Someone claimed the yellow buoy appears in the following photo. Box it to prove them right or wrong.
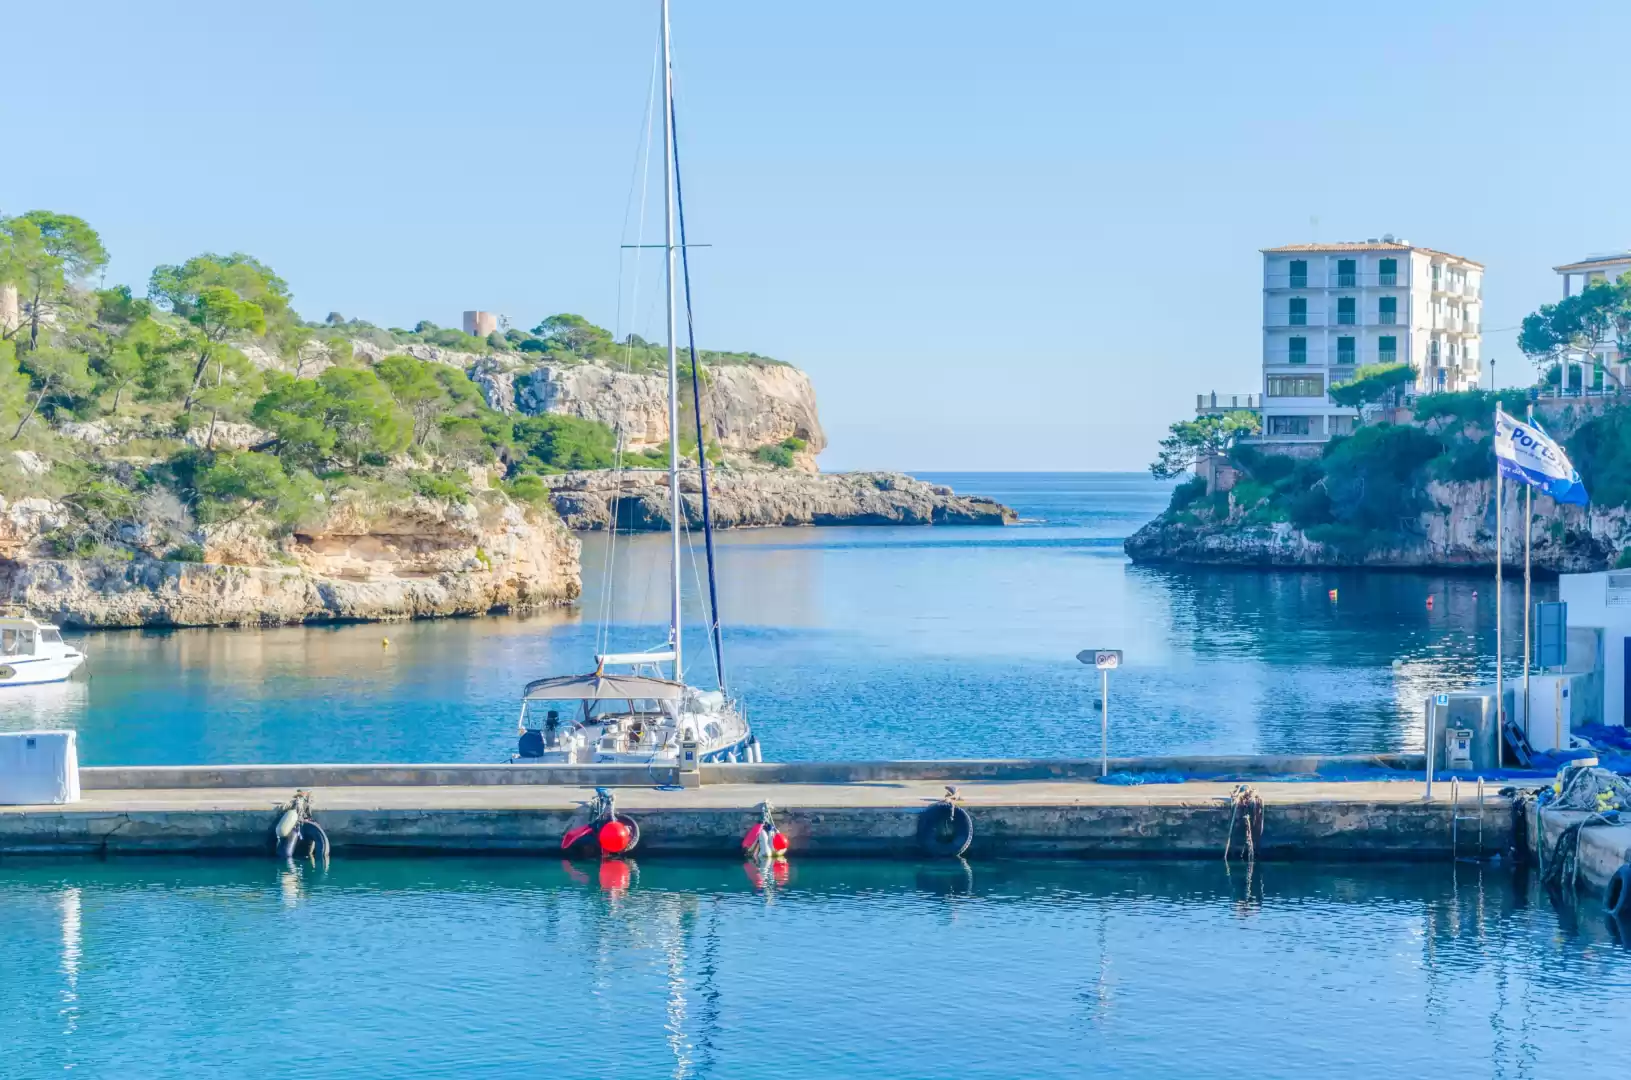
[382,637,391,648]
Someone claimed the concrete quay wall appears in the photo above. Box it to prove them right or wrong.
[78,753,1426,791]
[0,784,1509,861]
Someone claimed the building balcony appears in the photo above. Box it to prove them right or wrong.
[1264,272,1412,289]
[1196,392,1261,415]
[1264,310,1324,327]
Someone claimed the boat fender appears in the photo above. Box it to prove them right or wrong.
[298,820,330,864]
[562,824,595,851]
[918,796,974,859]
[1607,865,1631,918]
[276,828,300,861]
[275,807,300,840]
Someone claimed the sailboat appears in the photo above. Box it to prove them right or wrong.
[509,0,759,767]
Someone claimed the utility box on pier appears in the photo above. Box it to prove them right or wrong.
[1425,692,1499,773]
[0,730,80,805]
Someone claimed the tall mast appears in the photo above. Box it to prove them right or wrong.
[661,0,682,682]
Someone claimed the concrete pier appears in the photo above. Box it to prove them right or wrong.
[1528,803,1631,894]
[0,775,1509,860]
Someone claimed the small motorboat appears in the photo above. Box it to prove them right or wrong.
[0,610,86,686]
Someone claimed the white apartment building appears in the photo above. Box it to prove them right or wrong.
[1257,237,1483,442]
[1554,251,1631,387]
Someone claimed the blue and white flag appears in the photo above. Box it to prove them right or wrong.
[1494,407,1589,506]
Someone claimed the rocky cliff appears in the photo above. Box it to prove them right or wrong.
[1126,474,1623,572]
[546,469,1017,530]
[0,492,580,628]
[350,341,826,469]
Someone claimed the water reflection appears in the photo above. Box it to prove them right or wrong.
[0,475,1565,764]
[2,859,1628,1080]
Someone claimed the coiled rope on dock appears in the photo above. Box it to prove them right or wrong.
[1537,766,1631,896]
[1224,784,1264,862]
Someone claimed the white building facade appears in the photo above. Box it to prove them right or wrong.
[1553,251,1631,388]
[1257,238,1483,443]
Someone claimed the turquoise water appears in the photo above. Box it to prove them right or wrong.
[1,858,1626,1078]
[0,472,1550,764]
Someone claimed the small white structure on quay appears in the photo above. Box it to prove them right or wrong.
[1557,570,1631,730]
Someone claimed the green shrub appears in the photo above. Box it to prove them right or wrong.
[503,473,552,507]
[755,444,795,468]
[406,470,469,503]
[1615,548,1631,570]
[1167,475,1206,512]
[1229,479,1272,509]
[1431,435,1493,484]
[164,542,206,562]
[511,414,617,471]
[1568,405,1631,508]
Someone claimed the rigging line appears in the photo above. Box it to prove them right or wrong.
[601,31,664,657]
[669,86,728,692]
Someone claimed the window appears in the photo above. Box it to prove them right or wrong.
[1428,340,1440,365]
[1337,298,1356,325]
[1329,415,1356,436]
[1378,296,1397,325]
[40,629,62,644]
[1337,259,1356,287]
[1289,260,1308,288]
[1336,337,1356,366]
[1267,415,1312,436]
[0,628,35,656]
[1288,337,1307,364]
[1432,265,1442,290]
[1378,336,1398,364]
[1378,258,1398,287]
[1289,297,1307,326]
[1268,375,1324,397]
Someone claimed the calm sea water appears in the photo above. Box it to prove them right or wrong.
[1,858,1625,1079]
[0,472,1549,764]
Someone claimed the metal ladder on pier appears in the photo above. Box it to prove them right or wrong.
[1450,776,1486,861]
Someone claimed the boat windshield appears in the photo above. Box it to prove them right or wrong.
[0,627,35,656]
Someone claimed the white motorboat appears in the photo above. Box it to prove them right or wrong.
[510,0,759,768]
[0,611,86,686]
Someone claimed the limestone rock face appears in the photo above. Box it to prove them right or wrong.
[1124,476,1629,572]
[544,469,1015,531]
[0,492,580,628]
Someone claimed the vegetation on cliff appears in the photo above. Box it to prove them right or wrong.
[0,209,749,560]
[1150,389,1631,561]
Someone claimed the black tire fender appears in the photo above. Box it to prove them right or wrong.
[298,820,331,863]
[613,813,641,855]
[1606,864,1631,918]
[918,803,973,858]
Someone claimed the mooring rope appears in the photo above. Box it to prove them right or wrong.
[1224,784,1264,862]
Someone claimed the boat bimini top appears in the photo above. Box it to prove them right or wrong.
[521,671,685,702]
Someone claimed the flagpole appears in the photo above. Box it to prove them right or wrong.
[1494,404,1504,767]
[1523,402,1534,737]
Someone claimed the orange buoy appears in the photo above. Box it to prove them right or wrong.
[598,819,632,855]
[1328,589,1338,602]
[1426,596,1434,608]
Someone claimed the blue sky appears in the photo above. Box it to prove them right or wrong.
[8,1,1629,470]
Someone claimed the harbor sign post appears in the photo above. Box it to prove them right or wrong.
[1077,649,1122,776]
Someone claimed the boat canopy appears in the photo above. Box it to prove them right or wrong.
[523,671,686,702]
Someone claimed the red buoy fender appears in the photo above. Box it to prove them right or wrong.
[598,819,633,855]
[771,830,789,854]
[742,823,764,850]
[562,824,595,850]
